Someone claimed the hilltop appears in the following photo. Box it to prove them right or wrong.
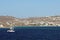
[0,16,60,28]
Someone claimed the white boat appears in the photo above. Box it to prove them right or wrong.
[7,27,15,32]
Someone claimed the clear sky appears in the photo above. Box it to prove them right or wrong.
[0,0,60,18]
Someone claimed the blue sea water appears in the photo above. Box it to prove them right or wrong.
[0,26,60,40]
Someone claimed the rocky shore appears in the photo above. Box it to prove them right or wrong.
[0,16,60,28]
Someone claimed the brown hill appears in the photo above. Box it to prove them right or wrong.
[0,15,60,28]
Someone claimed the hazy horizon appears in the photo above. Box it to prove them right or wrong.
[0,0,60,18]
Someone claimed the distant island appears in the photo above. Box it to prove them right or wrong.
[0,15,60,28]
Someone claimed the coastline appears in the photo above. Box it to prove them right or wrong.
[0,25,60,28]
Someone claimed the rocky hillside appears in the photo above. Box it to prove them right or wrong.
[0,16,60,28]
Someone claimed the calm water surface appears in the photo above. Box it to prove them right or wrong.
[0,26,60,40]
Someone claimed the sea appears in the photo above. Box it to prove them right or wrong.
[0,26,60,40]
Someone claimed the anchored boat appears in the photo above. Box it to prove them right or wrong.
[7,27,15,32]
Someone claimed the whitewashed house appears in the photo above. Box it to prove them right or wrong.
[0,24,4,28]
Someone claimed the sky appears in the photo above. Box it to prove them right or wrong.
[0,0,60,18]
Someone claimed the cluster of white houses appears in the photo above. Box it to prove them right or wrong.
[0,21,60,28]
[24,21,60,26]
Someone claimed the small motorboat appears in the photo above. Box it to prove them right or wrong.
[7,27,15,32]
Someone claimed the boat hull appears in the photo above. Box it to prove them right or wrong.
[7,30,15,32]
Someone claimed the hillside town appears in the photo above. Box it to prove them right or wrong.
[0,16,60,28]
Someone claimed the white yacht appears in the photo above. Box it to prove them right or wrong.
[7,27,15,32]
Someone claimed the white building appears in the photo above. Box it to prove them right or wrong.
[0,24,4,28]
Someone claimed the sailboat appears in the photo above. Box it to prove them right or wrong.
[7,27,15,32]
[7,23,15,32]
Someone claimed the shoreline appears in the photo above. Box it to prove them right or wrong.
[0,26,60,28]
